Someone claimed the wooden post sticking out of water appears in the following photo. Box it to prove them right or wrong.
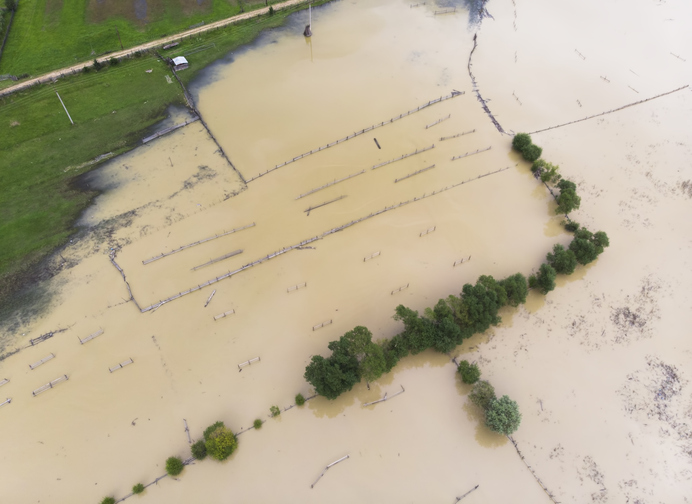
[304,3,312,37]
[184,419,192,444]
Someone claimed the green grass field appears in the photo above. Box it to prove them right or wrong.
[0,0,272,76]
[0,1,328,307]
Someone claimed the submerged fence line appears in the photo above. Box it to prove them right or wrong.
[372,144,435,170]
[311,455,350,488]
[440,129,475,141]
[529,84,689,134]
[304,195,347,215]
[451,146,491,161]
[425,114,451,129]
[79,329,104,345]
[142,223,255,264]
[125,167,510,313]
[246,91,464,183]
[296,170,365,199]
[191,249,243,271]
[394,164,435,183]
[362,385,405,407]
[507,435,560,504]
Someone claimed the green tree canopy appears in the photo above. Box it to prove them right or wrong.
[458,360,481,384]
[499,273,528,307]
[532,159,561,184]
[359,342,387,383]
[485,395,522,435]
[205,424,238,461]
[569,228,610,265]
[446,276,506,337]
[555,179,581,214]
[341,326,373,360]
[521,143,543,162]
[529,263,557,295]
[546,243,577,275]
[469,380,496,411]
[165,456,184,476]
[512,133,532,152]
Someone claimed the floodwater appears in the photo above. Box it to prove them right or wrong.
[1,0,692,503]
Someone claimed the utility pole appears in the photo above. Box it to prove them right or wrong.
[115,27,123,51]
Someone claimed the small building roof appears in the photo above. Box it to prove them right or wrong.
[172,56,188,66]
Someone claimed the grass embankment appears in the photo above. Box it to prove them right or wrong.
[0,1,328,309]
[0,0,275,76]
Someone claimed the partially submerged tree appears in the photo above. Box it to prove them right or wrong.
[204,423,238,461]
[165,456,184,476]
[532,159,561,185]
[555,179,581,214]
[485,395,522,435]
[499,273,528,307]
[546,243,578,275]
[521,143,543,163]
[529,263,557,295]
[512,133,532,152]
[458,360,481,384]
[469,380,496,411]
[569,228,610,265]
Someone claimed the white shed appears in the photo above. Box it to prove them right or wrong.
[172,56,189,71]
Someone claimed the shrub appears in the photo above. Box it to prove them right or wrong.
[132,483,145,494]
[270,405,280,417]
[82,65,91,74]
[469,380,496,411]
[165,456,184,476]
[564,220,580,232]
[92,59,104,71]
[555,179,581,214]
[546,243,577,275]
[269,5,274,15]
[304,334,360,400]
[521,143,543,162]
[253,419,263,429]
[203,421,225,441]
[457,360,481,384]
[569,228,609,265]
[100,498,115,504]
[295,393,305,406]
[512,133,532,152]
[499,273,528,307]
[529,263,557,295]
[109,57,119,66]
[191,439,207,460]
[205,425,238,461]
[134,50,143,58]
[485,395,522,435]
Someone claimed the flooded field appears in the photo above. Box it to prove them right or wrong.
[1,0,691,503]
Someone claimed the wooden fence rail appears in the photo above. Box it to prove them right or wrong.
[451,146,491,161]
[394,164,435,183]
[0,379,9,387]
[313,320,333,331]
[425,114,451,129]
[362,385,405,407]
[296,170,365,199]
[420,226,436,237]
[311,455,350,489]
[29,353,56,370]
[109,358,134,373]
[213,309,235,321]
[238,357,260,369]
[440,129,475,141]
[192,249,243,271]
[287,282,307,292]
[32,375,69,396]
[391,283,410,295]
[79,329,104,345]
[363,251,381,262]
[372,144,435,170]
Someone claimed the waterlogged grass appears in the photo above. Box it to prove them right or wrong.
[0,54,185,299]
[0,0,274,76]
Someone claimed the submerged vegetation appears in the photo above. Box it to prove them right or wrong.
[165,456,184,476]
[203,421,238,461]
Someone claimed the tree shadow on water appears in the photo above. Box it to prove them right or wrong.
[462,402,508,448]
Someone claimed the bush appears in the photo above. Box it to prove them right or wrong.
[457,360,481,384]
[512,133,532,152]
[100,498,115,504]
[270,405,280,417]
[295,393,305,406]
[165,456,184,476]
[269,5,274,15]
[203,421,225,441]
[555,179,581,214]
[205,425,238,461]
[304,335,360,399]
[92,59,104,71]
[469,380,496,411]
[499,273,528,307]
[546,243,577,275]
[485,395,522,435]
[564,220,580,232]
[569,228,609,265]
[529,263,557,295]
[521,143,542,162]
[109,57,119,66]
[132,483,145,494]
[253,418,263,429]
[191,439,207,460]
[134,50,143,58]
[82,65,91,74]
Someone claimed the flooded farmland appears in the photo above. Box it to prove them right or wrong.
[1,0,691,503]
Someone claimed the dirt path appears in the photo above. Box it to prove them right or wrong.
[0,0,310,98]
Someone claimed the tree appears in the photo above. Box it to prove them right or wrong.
[564,220,580,232]
[341,326,373,360]
[546,243,577,275]
[5,0,18,12]
[458,360,481,384]
[532,159,561,184]
[499,273,528,307]
[295,393,305,406]
[204,424,238,461]
[529,263,557,295]
[485,395,522,435]
[521,143,542,162]
[469,380,496,411]
[359,342,387,382]
[569,228,609,265]
[446,276,506,338]
[425,299,464,353]
[100,498,115,504]
[270,405,280,417]
[165,456,184,476]
[191,440,207,460]
[555,179,581,214]
[512,133,532,152]
[394,305,435,354]
[132,483,145,495]
[304,343,360,400]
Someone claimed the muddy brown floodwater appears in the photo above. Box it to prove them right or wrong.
[1,0,692,502]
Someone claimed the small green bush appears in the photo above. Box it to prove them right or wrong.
[165,456,184,476]
[100,498,115,504]
[269,5,274,15]
[521,143,543,162]
[295,393,305,406]
[203,421,225,441]
[205,425,238,461]
[132,483,145,494]
[134,50,142,58]
[191,439,207,460]
[82,65,91,74]
[109,57,119,66]
[270,405,280,417]
[253,418,263,429]
[512,133,532,152]
[529,263,557,295]
[457,360,481,384]
[92,59,104,71]
[564,221,580,232]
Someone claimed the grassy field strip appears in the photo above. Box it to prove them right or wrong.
[0,0,313,97]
